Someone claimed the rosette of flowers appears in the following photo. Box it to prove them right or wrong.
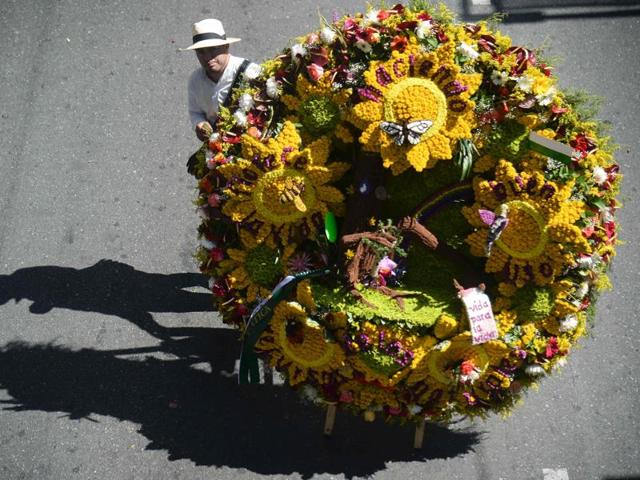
[189,2,621,424]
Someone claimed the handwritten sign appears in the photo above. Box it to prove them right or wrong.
[459,288,498,345]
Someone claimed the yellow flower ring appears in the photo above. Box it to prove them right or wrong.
[191,4,621,426]
[495,200,549,260]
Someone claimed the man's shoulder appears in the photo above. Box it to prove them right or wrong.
[188,68,206,85]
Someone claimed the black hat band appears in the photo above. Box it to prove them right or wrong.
[193,32,227,43]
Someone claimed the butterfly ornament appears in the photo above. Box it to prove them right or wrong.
[379,120,433,146]
[478,204,510,256]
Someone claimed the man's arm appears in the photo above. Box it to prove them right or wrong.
[188,72,213,141]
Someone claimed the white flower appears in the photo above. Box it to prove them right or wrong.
[354,38,372,53]
[456,41,479,60]
[200,238,216,250]
[204,148,216,170]
[553,357,568,370]
[290,43,307,63]
[601,207,615,223]
[491,70,509,86]
[574,281,589,299]
[514,75,533,93]
[238,93,254,112]
[300,385,319,402]
[408,404,423,415]
[363,9,380,25]
[207,277,217,289]
[460,369,481,384]
[575,256,594,269]
[209,131,220,142]
[415,20,433,39]
[320,26,337,44]
[559,314,579,333]
[592,166,608,185]
[525,364,545,377]
[536,87,556,106]
[233,110,248,127]
[545,157,564,172]
[243,63,262,80]
[266,77,280,98]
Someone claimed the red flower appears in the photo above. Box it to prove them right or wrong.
[460,360,476,376]
[604,221,616,243]
[545,337,560,359]
[389,3,404,14]
[199,177,213,194]
[377,9,391,21]
[582,225,595,238]
[209,247,224,262]
[396,21,417,31]
[207,193,222,208]
[390,35,408,51]
[307,63,324,81]
[211,280,227,297]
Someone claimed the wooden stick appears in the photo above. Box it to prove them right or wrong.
[414,419,426,449]
[324,403,337,436]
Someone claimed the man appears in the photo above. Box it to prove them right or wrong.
[182,18,253,141]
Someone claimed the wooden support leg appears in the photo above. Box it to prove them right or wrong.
[414,419,426,449]
[324,403,337,436]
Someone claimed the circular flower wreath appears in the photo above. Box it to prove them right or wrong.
[190,2,621,424]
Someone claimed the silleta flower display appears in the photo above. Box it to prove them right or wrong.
[189,2,621,424]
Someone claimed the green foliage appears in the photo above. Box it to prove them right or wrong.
[360,350,404,376]
[485,120,529,162]
[245,244,285,287]
[300,96,341,135]
[512,286,554,323]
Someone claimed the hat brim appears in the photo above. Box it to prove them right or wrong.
[180,37,241,51]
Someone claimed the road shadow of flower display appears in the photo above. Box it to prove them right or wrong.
[0,259,213,339]
[0,260,481,477]
[0,339,481,477]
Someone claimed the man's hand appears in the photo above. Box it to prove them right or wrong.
[195,121,213,142]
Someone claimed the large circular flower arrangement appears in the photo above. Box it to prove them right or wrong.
[190,3,621,424]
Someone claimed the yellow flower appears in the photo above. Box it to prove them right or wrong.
[347,48,480,175]
[434,314,459,339]
[463,160,590,286]
[256,301,346,385]
[219,230,295,303]
[219,121,349,244]
[281,72,353,141]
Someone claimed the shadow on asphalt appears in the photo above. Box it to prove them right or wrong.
[0,261,481,477]
[0,259,214,339]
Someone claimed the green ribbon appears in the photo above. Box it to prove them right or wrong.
[528,131,576,165]
[238,268,332,384]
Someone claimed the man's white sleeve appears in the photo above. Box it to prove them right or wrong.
[188,72,207,128]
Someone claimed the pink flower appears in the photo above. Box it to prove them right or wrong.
[339,391,353,403]
[306,63,324,81]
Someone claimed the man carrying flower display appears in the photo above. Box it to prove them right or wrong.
[181,18,257,142]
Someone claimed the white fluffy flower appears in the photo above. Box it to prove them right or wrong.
[415,20,433,39]
[363,9,380,25]
[354,38,372,53]
[514,75,533,93]
[592,166,608,185]
[460,370,481,384]
[559,314,579,333]
[233,110,248,127]
[300,385,319,403]
[575,281,590,299]
[207,277,217,289]
[456,41,479,60]
[408,404,423,415]
[200,238,216,250]
[209,131,220,142]
[204,149,216,170]
[238,93,254,112]
[243,63,262,80]
[575,255,594,269]
[601,207,615,222]
[320,26,337,44]
[491,70,509,86]
[290,43,307,63]
[536,87,557,106]
[525,364,545,377]
[266,77,280,99]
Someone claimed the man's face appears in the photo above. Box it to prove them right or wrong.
[195,45,230,77]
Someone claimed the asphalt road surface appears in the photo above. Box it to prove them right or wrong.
[1,1,639,479]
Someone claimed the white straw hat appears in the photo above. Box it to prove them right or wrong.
[180,18,241,51]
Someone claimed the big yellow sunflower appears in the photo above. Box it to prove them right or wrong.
[219,121,349,244]
[256,301,347,385]
[281,72,354,143]
[218,230,296,303]
[347,43,481,175]
[463,160,590,286]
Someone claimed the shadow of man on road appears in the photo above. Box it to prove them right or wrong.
[0,259,214,339]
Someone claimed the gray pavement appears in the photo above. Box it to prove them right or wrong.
[0,1,639,479]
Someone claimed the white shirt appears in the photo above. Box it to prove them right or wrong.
[187,55,249,128]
